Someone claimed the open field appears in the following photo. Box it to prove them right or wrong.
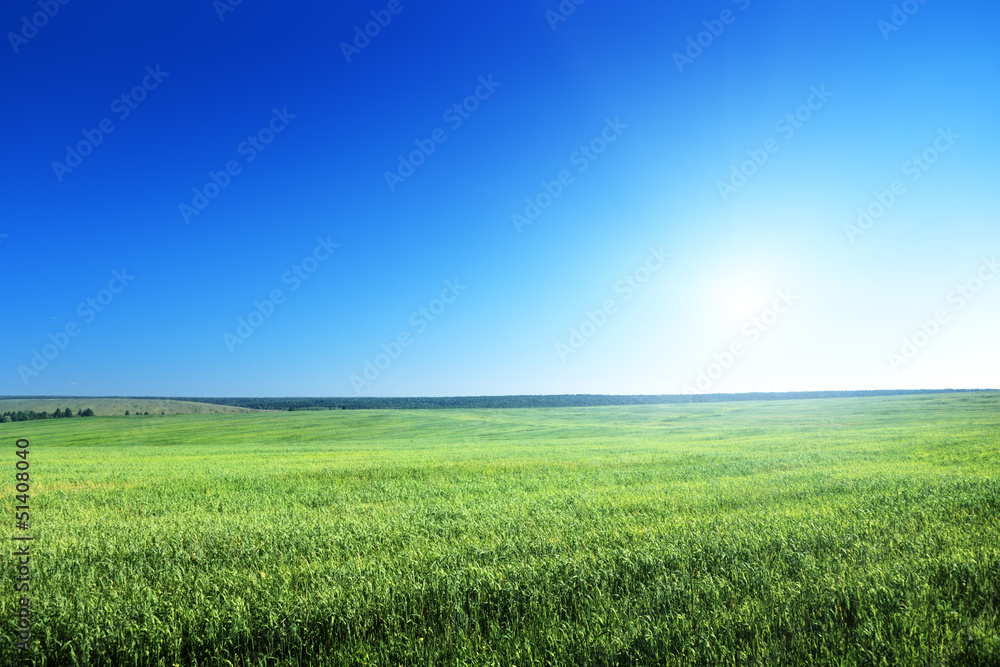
[0,398,257,417]
[2,393,999,665]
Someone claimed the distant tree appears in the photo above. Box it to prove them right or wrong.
[82,408,95,417]
[288,407,295,411]
[125,410,130,416]
[1,416,11,423]
[64,408,74,418]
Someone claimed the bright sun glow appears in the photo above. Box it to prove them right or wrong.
[720,281,771,320]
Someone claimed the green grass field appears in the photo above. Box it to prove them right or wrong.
[2,393,999,666]
[0,398,256,417]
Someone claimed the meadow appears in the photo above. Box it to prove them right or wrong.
[2,393,999,666]
[0,398,255,417]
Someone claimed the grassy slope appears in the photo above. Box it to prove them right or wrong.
[0,397,256,416]
[1,393,998,665]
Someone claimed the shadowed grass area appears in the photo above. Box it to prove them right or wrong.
[1,393,998,665]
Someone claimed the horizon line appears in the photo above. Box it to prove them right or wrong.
[2,388,997,400]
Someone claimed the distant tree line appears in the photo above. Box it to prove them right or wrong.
[1,389,993,415]
[1,408,95,423]
[158,388,990,411]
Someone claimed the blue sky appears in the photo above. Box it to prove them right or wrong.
[1,0,997,397]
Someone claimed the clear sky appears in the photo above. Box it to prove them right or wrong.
[1,0,997,397]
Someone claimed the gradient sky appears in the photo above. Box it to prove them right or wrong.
[1,0,997,397]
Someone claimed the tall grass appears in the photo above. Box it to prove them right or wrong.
[2,393,999,665]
